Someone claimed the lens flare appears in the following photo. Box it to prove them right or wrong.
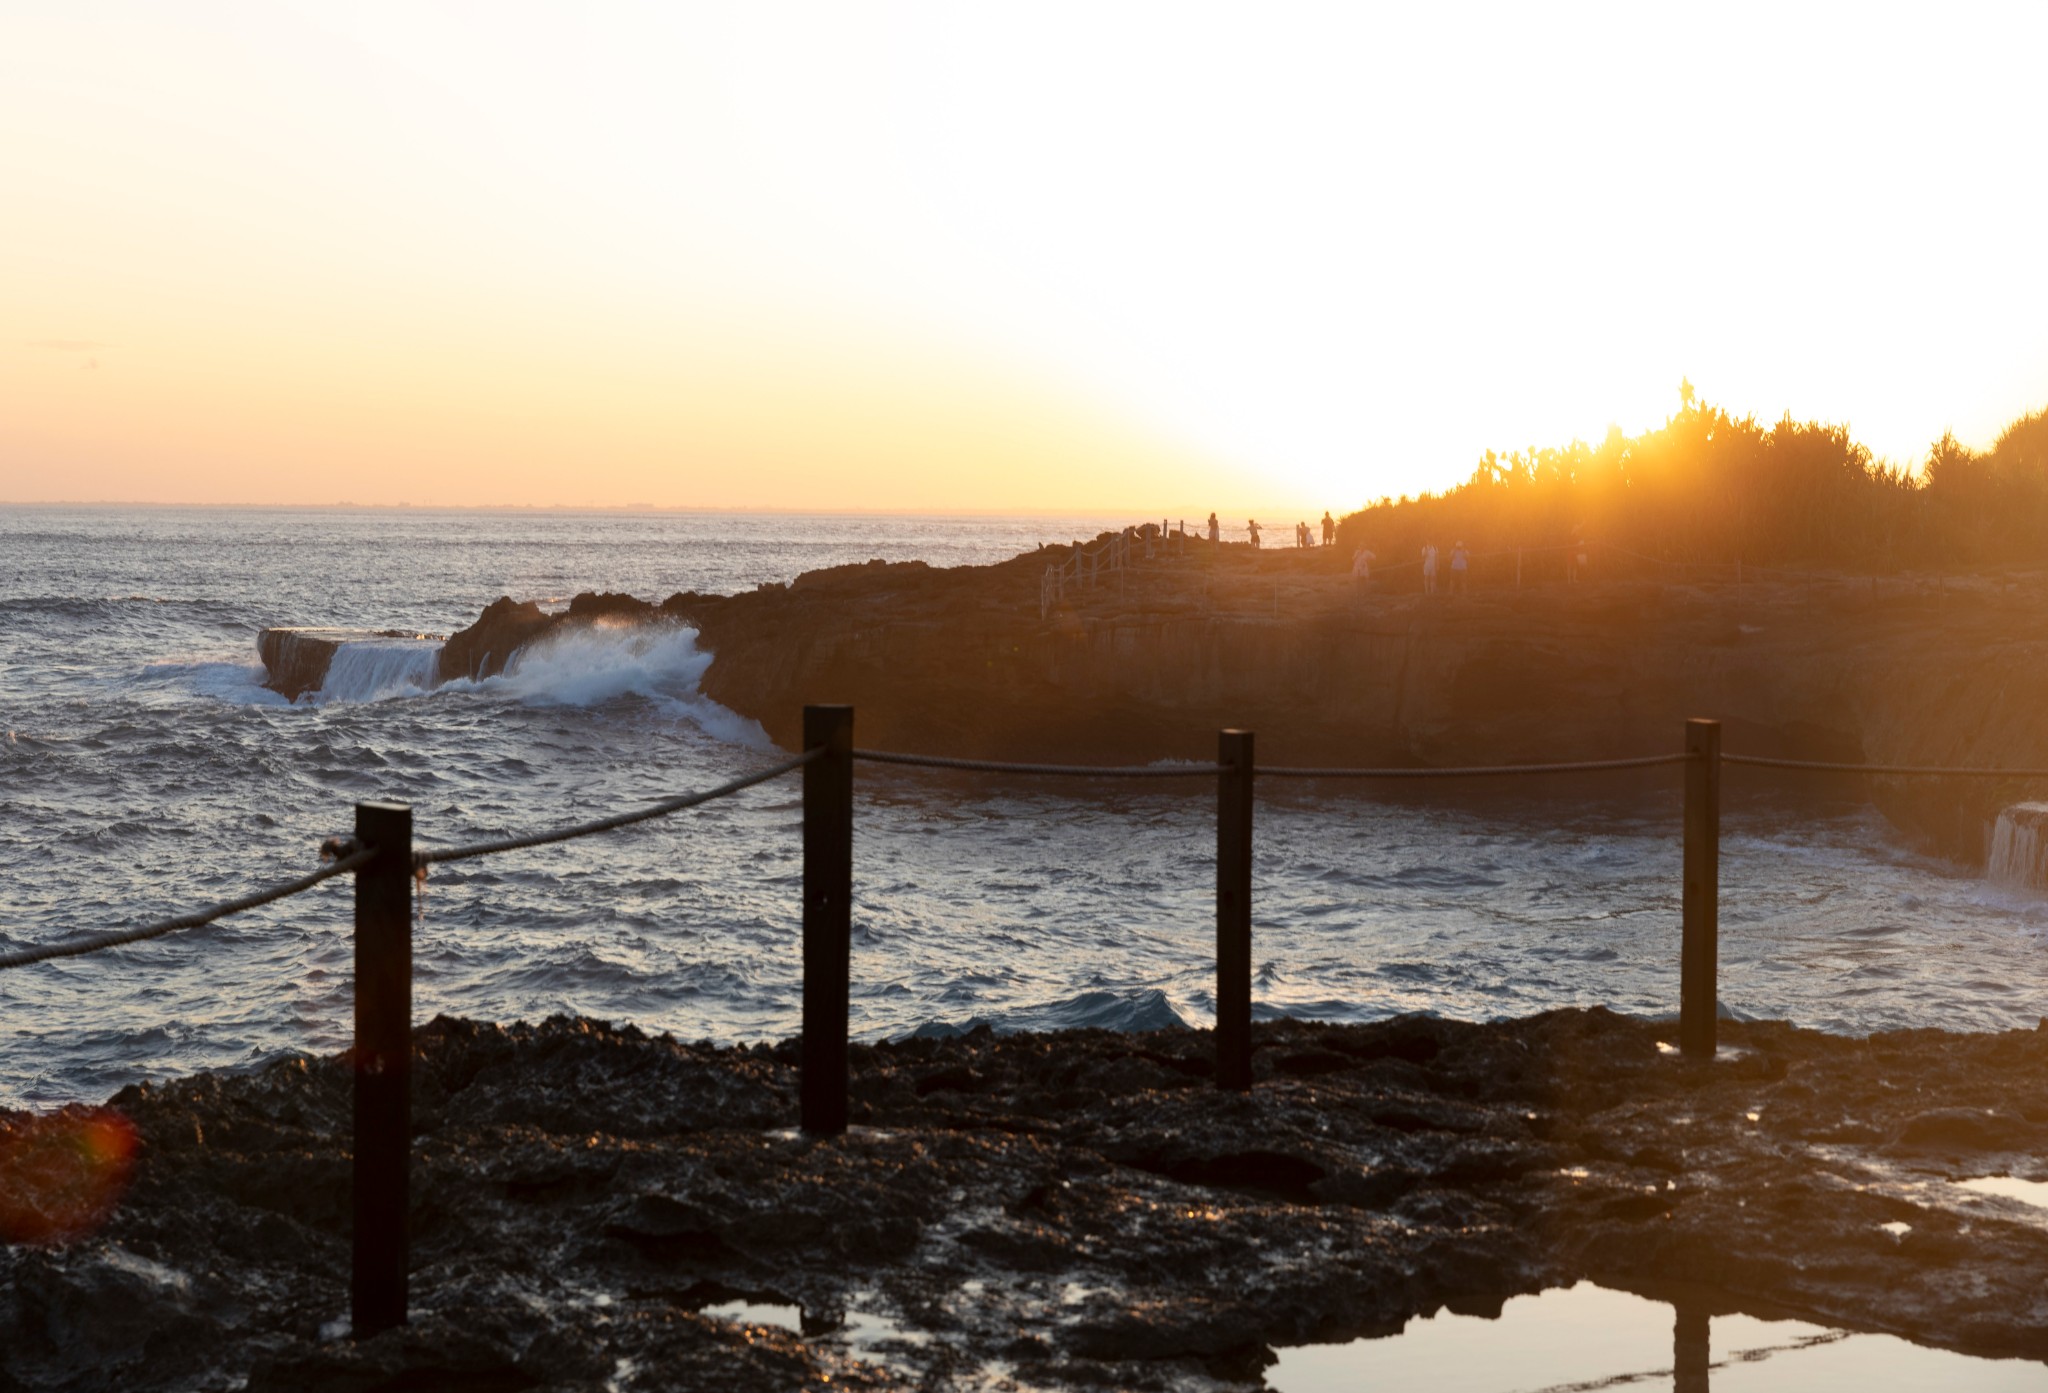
[0,1107,140,1245]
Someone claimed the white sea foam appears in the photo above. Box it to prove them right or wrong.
[1988,803,2048,892]
[480,622,770,748]
[314,640,443,704]
[136,659,292,707]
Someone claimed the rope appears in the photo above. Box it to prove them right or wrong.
[1261,753,1692,778]
[0,849,374,971]
[1722,754,2048,779]
[414,750,818,866]
[854,749,1224,777]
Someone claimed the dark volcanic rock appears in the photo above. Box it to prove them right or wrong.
[435,597,558,684]
[7,1010,2048,1391]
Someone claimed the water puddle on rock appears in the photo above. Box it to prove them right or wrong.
[699,1294,945,1374]
[1267,1282,2048,1391]
[1957,1175,2048,1208]
[699,1299,803,1334]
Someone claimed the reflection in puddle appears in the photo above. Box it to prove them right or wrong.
[699,1294,932,1365]
[1958,1175,2048,1208]
[1267,1283,2048,1391]
[700,1300,802,1334]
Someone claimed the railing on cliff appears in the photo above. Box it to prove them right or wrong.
[1039,522,1196,618]
[10,713,2048,1335]
[1046,532,1993,614]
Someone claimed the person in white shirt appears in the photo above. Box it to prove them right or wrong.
[1421,542,1439,596]
[1449,541,1470,594]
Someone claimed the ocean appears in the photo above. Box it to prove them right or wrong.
[5,504,2047,1108]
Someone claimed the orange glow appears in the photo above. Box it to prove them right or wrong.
[4,6,2046,511]
[0,1107,140,1244]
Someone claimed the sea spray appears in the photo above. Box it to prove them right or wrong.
[1988,803,2048,891]
[483,621,770,746]
[313,639,444,703]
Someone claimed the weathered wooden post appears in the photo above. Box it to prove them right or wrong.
[802,704,855,1134]
[1681,718,1721,1058]
[352,800,413,1334]
[1216,730,1254,1091]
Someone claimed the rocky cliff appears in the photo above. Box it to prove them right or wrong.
[270,539,2048,861]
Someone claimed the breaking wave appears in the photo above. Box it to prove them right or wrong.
[475,623,770,748]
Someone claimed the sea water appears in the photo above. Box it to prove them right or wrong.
[6,505,2048,1106]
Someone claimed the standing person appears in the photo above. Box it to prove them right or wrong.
[1351,542,1376,598]
[1207,512,1220,544]
[1247,519,1261,549]
[1449,541,1470,595]
[1296,521,1309,549]
[1421,541,1439,596]
[1321,511,1336,546]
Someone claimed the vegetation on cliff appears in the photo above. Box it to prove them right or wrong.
[1341,385,2048,571]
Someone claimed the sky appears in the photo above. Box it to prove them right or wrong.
[5,2,2045,514]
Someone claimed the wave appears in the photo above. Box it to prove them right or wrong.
[472,623,770,748]
[312,640,442,704]
[141,659,292,707]
[0,595,245,621]
[896,986,1190,1040]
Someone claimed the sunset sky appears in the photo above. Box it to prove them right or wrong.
[6,3,2044,513]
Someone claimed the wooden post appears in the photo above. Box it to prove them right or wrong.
[352,800,413,1334]
[1681,719,1721,1059]
[1674,1303,1710,1393]
[802,705,855,1134]
[1216,730,1254,1091]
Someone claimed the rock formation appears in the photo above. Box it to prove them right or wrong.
[260,539,2048,862]
[8,1010,2048,1390]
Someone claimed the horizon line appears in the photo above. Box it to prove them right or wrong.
[0,499,1349,520]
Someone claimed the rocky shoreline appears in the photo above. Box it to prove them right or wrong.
[257,542,2048,866]
[8,1009,2048,1390]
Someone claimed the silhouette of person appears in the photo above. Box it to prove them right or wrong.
[1351,543,1376,596]
[1247,519,1261,549]
[1449,541,1470,594]
[1421,542,1439,596]
[1207,512,1220,544]
[1321,511,1335,546]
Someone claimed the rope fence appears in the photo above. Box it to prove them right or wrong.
[413,750,819,866]
[853,748,1222,777]
[1721,754,2048,778]
[11,706,2048,1334]
[0,848,374,971]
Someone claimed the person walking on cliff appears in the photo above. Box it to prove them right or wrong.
[1321,511,1336,546]
[1421,541,1439,596]
[1351,542,1376,600]
[1449,541,1470,595]
[1247,519,1261,549]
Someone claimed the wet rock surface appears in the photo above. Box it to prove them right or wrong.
[8,1009,2048,1390]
